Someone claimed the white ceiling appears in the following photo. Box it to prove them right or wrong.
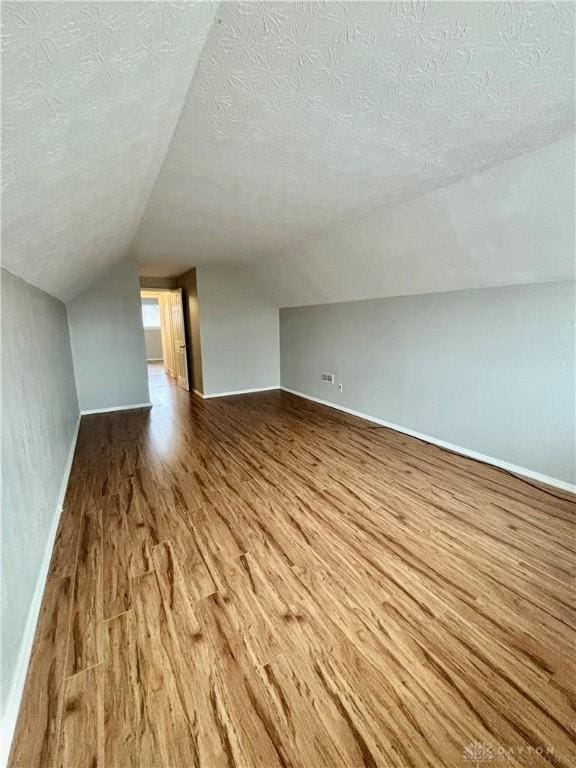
[1,1,217,299]
[257,135,576,307]
[133,1,575,277]
[2,1,575,301]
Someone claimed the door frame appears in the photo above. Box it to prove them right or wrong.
[170,288,190,392]
[140,288,191,390]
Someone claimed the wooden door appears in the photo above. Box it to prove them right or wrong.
[171,289,189,391]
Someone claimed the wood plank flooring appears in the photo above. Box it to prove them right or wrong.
[10,364,576,767]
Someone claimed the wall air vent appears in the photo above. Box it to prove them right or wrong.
[321,372,335,384]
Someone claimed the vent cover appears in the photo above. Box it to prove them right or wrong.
[321,372,335,384]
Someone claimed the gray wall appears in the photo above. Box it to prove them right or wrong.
[139,276,178,290]
[196,265,280,395]
[280,281,576,484]
[1,268,79,713]
[178,268,204,393]
[67,261,150,412]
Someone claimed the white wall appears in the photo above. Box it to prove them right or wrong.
[67,261,150,412]
[196,265,280,396]
[142,298,163,360]
[280,281,576,487]
[144,329,163,360]
[1,268,79,757]
[258,135,575,308]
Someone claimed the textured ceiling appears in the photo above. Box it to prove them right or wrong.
[1,1,217,299]
[2,1,574,301]
[133,0,575,277]
[257,135,576,307]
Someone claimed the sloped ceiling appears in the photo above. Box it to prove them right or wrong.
[257,135,576,307]
[1,1,217,299]
[2,1,574,302]
[133,1,575,281]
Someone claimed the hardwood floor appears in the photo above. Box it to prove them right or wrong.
[10,369,576,768]
[147,361,175,390]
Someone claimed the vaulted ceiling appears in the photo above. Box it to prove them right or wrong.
[2,1,574,302]
[2,1,217,299]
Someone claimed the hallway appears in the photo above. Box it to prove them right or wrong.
[10,384,576,767]
[147,361,176,390]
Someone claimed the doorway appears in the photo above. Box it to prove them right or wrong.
[140,289,190,391]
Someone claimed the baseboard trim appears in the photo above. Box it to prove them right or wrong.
[80,402,152,415]
[0,412,81,768]
[146,358,163,362]
[201,386,279,399]
[280,387,575,494]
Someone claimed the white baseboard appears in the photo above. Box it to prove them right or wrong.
[193,389,204,399]
[80,402,152,415]
[281,387,575,494]
[0,413,81,768]
[146,358,163,362]
[200,386,279,399]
